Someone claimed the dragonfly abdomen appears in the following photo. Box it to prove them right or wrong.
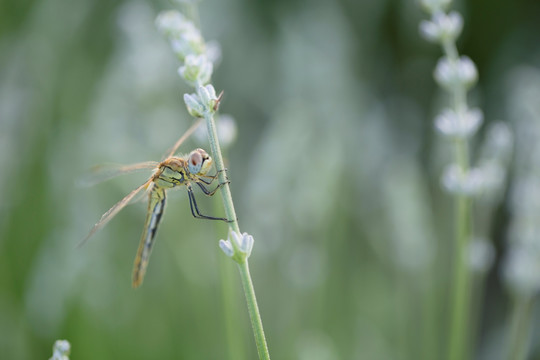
[132,187,166,288]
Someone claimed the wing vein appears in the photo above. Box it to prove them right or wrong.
[78,180,151,248]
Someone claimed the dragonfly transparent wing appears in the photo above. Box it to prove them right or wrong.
[132,186,166,288]
[78,161,159,188]
[79,180,152,247]
[163,118,203,159]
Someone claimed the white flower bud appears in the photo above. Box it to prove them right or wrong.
[197,84,219,112]
[183,93,204,117]
[219,230,255,263]
[442,164,485,196]
[456,56,478,89]
[171,32,205,60]
[49,340,71,360]
[219,239,234,257]
[178,54,213,86]
[156,11,205,60]
[435,107,483,139]
[155,11,188,37]
[420,11,463,43]
[434,56,478,91]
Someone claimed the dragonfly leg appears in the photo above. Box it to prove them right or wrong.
[199,168,229,185]
[197,176,215,185]
[187,185,233,222]
[195,179,229,196]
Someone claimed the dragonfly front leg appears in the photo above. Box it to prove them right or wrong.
[196,168,230,196]
[195,178,230,196]
[187,185,232,222]
[198,168,229,185]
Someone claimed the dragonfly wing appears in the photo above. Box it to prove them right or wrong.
[163,118,203,159]
[79,180,151,247]
[78,161,159,187]
[132,186,167,288]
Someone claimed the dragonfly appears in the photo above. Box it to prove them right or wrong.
[81,118,231,288]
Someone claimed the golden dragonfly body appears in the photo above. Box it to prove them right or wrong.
[82,120,229,288]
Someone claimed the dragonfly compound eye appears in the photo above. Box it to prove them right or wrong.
[188,151,203,174]
[188,149,213,175]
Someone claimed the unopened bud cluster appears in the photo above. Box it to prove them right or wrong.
[179,54,213,87]
[157,7,237,144]
[156,10,215,87]
[156,11,205,60]
[435,107,483,139]
[184,84,220,117]
[220,230,255,264]
[441,122,513,198]
[418,1,501,198]
[49,340,71,360]
[420,2,481,144]
[434,56,478,91]
[420,11,462,44]
[442,164,484,197]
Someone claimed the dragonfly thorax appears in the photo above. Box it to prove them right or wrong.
[155,158,188,188]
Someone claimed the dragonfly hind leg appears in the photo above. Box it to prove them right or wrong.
[187,185,233,223]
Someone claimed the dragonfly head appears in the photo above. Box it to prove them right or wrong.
[188,148,212,175]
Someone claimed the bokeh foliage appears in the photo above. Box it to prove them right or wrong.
[1,0,540,359]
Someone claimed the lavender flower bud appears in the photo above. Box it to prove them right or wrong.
[178,54,213,86]
[435,107,483,139]
[442,164,484,196]
[420,11,463,43]
[434,56,478,91]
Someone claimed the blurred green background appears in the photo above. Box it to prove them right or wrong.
[1,0,540,359]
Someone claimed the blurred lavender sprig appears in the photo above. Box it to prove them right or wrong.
[504,66,540,295]
[155,11,206,61]
[500,66,540,360]
[49,340,70,360]
[419,1,512,359]
[155,10,220,87]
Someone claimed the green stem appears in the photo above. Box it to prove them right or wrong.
[448,133,473,360]
[219,255,246,360]
[448,193,472,360]
[203,111,240,234]
[214,164,246,360]
[238,260,271,360]
[442,32,474,360]
[203,111,271,360]
[442,40,459,62]
[507,296,534,360]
